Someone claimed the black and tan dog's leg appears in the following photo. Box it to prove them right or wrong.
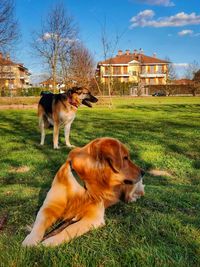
[53,121,60,149]
[64,121,74,148]
[39,115,46,145]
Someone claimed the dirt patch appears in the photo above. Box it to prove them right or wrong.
[148,169,172,177]
[9,166,30,173]
[0,214,8,231]
[0,104,37,110]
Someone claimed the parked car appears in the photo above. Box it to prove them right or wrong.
[152,91,166,96]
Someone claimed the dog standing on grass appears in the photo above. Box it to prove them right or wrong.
[38,87,98,149]
[22,137,145,247]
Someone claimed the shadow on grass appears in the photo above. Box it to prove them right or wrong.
[0,107,200,266]
[0,108,200,238]
[117,103,200,112]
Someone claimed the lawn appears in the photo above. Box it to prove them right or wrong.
[0,97,200,267]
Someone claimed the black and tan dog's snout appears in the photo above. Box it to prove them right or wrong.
[90,94,98,103]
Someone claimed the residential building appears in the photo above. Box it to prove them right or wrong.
[40,77,65,91]
[96,49,169,94]
[0,52,30,90]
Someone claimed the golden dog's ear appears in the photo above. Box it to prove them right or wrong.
[91,138,123,173]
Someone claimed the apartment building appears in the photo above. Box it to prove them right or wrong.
[0,52,30,91]
[96,49,169,87]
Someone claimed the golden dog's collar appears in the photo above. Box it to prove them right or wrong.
[69,161,86,189]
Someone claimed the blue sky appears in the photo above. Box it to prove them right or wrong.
[15,0,200,79]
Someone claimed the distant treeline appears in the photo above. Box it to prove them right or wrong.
[147,84,200,96]
[1,83,200,97]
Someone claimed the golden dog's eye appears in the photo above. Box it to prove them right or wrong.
[124,156,128,160]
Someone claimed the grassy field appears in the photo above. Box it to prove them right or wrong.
[0,97,200,267]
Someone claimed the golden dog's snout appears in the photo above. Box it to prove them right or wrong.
[129,169,145,185]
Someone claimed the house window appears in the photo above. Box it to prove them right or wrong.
[141,66,146,73]
[132,71,137,76]
[105,66,111,75]
[150,66,154,74]
[113,66,121,75]
[158,65,162,73]
[150,78,155,85]
[123,66,128,74]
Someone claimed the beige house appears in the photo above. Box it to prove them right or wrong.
[40,77,65,92]
[0,52,30,91]
[96,49,169,87]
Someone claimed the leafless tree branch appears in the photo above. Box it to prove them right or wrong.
[0,0,19,51]
[31,2,78,92]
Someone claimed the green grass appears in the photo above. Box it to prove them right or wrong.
[0,97,200,267]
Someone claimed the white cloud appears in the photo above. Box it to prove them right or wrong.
[41,32,78,43]
[178,29,193,36]
[130,10,155,27]
[137,0,175,7]
[178,29,200,37]
[43,32,52,40]
[130,11,200,28]
[173,63,189,68]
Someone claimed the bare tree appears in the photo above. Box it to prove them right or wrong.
[0,0,19,51]
[100,20,126,106]
[31,2,78,92]
[184,60,199,80]
[164,57,177,81]
[66,43,95,87]
[163,57,177,95]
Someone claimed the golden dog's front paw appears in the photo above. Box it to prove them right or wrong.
[42,236,62,247]
[22,234,41,247]
[126,195,138,203]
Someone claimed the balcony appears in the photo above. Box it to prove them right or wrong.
[0,72,15,79]
[140,72,166,78]
[103,72,129,77]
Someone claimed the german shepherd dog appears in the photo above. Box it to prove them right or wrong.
[22,138,145,247]
[38,87,98,149]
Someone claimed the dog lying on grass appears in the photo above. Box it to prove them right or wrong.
[38,87,98,149]
[22,137,145,247]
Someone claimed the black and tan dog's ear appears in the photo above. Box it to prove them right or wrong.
[71,87,83,95]
[66,88,74,97]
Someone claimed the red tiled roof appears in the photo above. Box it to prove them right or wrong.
[40,78,60,85]
[98,53,169,65]
[0,57,16,66]
[0,53,28,71]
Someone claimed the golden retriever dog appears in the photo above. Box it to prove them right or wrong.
[22,138,145,247]
[38,87,98,149]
